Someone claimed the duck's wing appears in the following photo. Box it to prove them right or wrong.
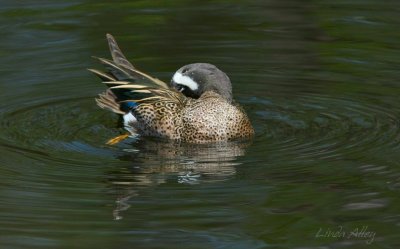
[106,33,135,70]
[109,83,187,107]
[92,34,186,108]
[95,80,186,115]
[89,34,168,89]
[90,34,174,112]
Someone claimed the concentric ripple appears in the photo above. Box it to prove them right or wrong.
[1,89,400,249]
[2,91,400,224]
[2,93,400,168]
[1,97,117,153]
[0,96,250,185]
[246,93,400,161]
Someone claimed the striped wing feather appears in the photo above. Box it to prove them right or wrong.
[90,33,181,114]
[89,33,168,89]
[106,33,135,70]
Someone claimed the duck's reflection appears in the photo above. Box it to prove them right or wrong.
[106,138,251,219]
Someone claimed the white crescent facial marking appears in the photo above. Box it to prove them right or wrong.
[172,72,199,91]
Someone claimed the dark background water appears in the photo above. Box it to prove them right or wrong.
[1,0,400,248]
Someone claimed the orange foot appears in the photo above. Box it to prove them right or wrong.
[106,134,130,145]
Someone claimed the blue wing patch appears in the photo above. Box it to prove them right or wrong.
[121,101,138,111]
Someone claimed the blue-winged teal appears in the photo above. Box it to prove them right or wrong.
[89,34,254,144]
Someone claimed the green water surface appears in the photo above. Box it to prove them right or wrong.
[1,0,400,248]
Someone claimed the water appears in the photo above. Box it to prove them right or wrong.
[1,0,400,248]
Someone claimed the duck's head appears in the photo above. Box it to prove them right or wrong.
[170,63,232,102]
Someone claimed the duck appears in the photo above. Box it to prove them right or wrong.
[89,34,254,144]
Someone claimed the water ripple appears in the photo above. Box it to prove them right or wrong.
[247,93,400,161]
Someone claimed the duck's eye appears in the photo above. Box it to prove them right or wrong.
[176,84,188,93]
[176,84,200,99]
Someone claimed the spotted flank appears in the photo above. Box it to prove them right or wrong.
[89,34,254,144]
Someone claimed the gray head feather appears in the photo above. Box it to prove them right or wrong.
[170,63,233,102]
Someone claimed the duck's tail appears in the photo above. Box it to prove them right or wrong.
[95,89,125,115]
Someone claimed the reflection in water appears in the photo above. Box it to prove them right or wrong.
[107,139,251,219]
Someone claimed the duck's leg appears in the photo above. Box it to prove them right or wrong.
[106,133,130,145]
